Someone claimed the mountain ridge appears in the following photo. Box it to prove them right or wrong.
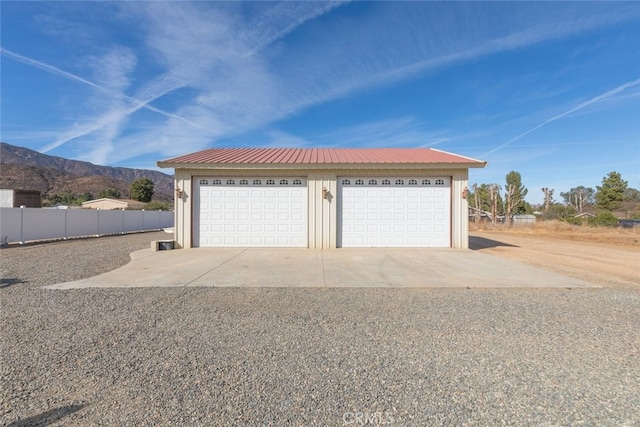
[0,142,174,201]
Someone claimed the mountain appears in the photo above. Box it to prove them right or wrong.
[0,142,174,202]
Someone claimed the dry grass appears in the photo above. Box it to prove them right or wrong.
[470,220,640,247]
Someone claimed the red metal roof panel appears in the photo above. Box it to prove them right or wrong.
[159,148,485,166]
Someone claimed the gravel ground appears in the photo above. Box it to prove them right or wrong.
[1,233,639,426]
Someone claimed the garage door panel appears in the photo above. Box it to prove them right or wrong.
[339,177,450,248]
[195,177,307,247]
[237,236,250,245]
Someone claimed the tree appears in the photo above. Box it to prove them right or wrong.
[469,183,492,222]
[560,186,594,214]
[470,183,481,223]
[595,172,627,211]
[541,187,554,212]
[624,187,640,203]
[621,187,640,218]
[77,192,93,204]
[145,201,172,211]
[543,204,576,221]
[130,178,155,203]
[46,191,92,206]
[489,183,502,224]
[98,188,121,199]
[504,171,528,223]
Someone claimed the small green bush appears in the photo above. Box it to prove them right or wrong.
[587,211,619,227]
[564,216,586,226]
[145,201,172,211]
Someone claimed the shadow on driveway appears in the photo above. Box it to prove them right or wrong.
[469,236,519,250]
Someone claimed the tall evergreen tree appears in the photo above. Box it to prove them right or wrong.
[595,172,627,211]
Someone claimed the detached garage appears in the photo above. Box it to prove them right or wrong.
[157,148,486,249]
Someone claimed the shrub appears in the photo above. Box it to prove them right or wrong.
[587,211,619,227]
[145,201,172,211]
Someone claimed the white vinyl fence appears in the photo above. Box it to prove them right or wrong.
[0,207,174,244]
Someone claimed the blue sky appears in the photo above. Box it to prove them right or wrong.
[1,1,639,204]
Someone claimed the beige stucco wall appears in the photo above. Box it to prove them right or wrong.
[82,200,128,210]
[172,166,470,249]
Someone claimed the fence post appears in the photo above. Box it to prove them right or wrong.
[20,206,25,244]
[96,208,100,237]
[121,209,125,234]
[64,208,68,240]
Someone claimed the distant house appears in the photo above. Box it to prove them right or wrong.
[82,198,146,210]
[513,214,536,225]
[468,207,505,223]
[0,189,42,208]
[43,205,72,209]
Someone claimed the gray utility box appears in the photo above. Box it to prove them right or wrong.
[152,240,175,251]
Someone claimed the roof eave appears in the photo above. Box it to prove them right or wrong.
[157,161,487,170]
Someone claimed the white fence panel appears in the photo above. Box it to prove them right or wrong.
[0,208,22,244]
[143,211,161,230]
[98,210,125,235]
[0,208,174,244]
[160,211,173,228]
[22,208,66,242]
[66,209,99,238]
[124,210,145,232]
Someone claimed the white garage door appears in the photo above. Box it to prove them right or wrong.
[194,177,307,247]
[338,177,451,247]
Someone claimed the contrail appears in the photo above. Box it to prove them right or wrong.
[243,1,348,58]
[481,78,640,157]
[1,47,101,89]
[41,77,188,152]
[0,46,218,144]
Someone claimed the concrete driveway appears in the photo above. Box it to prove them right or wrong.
[46,246,596,289]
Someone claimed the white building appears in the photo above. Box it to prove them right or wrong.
[158,148,486,249]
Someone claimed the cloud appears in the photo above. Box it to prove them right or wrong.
[8,1,346,164]
[481,78,640,157]
[3,1,639,165]
[258,118,483,152]
[265,2,640,112]
[310,118,452,148]
[0,47,217,149]
[40,71,214,162]
[241,1,349,57]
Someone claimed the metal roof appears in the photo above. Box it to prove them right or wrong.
[158,148,486,167]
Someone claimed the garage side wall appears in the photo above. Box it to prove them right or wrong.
[172,167,469,249]
[174,169,192,249]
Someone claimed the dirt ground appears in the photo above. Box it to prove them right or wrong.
[470,228,640,289]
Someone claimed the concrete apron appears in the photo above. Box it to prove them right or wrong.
[45,248,598,289]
